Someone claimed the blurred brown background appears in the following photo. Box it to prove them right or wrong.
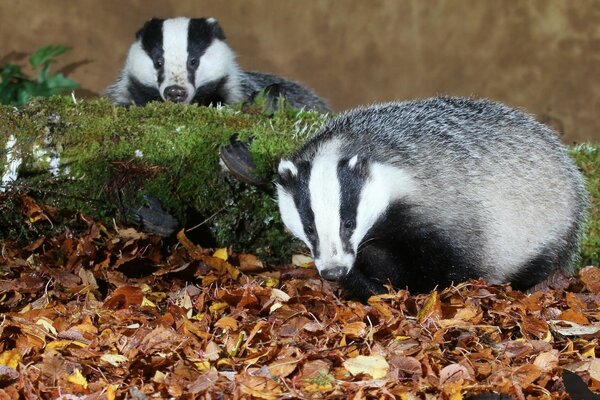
[1,0,598,143]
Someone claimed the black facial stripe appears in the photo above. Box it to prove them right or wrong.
[338,158,369,254]
[138,18,165,85]
[127,77,161,106]
[187,18,217,85]
[190,76,229,106]
[284,162,319,257]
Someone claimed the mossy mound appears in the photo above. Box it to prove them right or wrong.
[0,96,328,260]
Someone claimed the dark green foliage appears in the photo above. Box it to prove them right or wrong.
[0,45,79,106]
[570,144,600,267]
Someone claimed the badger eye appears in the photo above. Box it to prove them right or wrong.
[154,57,164,68]
[344,219,355,230]
[188,58,198,68]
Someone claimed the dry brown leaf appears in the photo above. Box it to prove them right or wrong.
[439,364,472,385]
[102,285,144,310]
[417,291,442,322]
[580,266,600,294]
[239,375,282,400]
[342,321,368,339]
[268,356,301,377]
[558,308,590,325]
[238,253,264,272]
[215,316,238,331]
[532,351,558,372]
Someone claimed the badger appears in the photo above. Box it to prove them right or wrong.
[105,17,330,112]
[276,96,588,301]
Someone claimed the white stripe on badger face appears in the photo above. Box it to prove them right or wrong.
[160,17,196,104]
[276,185,312,251]
[309,150,354,275]
[194,40,243,103]
[351,162,417,253]
[126,41,157,88]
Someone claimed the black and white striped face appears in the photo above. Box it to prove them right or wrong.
[125,17,234,104]
[276,145,416,281]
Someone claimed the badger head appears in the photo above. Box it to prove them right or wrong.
[276,151,416,282]
[122,17,242,105]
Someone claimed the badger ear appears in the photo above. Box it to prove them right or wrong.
[277,160,298,185]
[136,17,163,40]
[348,155,369,177]
[206,17,226,40]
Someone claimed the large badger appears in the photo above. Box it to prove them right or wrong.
[105,17,329,112]
[276,96,588,301]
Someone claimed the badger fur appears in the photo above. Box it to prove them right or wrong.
[276,96,588,301]
[105,17,329,112]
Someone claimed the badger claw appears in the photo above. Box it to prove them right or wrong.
[219,134,266,187]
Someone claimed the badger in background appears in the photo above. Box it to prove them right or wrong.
[276,96,588,301]
[105,17,330,112]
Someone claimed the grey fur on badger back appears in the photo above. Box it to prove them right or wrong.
[105,17,329,112]
[276,96,588,301]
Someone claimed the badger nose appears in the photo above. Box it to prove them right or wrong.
[163,85,188,103]
[319,266,349,281]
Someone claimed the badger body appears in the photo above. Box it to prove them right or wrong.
[276,96,588,301]
[105,17,329,112]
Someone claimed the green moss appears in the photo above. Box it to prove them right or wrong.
[570,144,600,267]
[0,96,326,260]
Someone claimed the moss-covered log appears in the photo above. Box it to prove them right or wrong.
[0,96,328,260]
[0,96,599,267]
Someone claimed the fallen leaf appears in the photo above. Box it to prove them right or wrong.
[580,266,600,293]
[0,350,21,369]
[342,321,368,339]
[101,353,128,367]
[549,320,600,336]
[439,364,472,385]
[343,355,389,379]
[213,248,228,261]
[67,368,88,389]
[239,253,264,272]
[239,375,281,400]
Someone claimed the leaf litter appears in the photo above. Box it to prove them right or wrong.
[1,197,600,398]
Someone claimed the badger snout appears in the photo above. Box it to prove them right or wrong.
[163,85,188,103]
[319,266,349,281]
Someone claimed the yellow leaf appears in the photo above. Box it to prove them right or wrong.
[0,349,21,369]
[213,247,228,261]
[67,368,88,389]
[343,355,389,379]
[141,297,156,308]
[36,318,58,335]
[106,384,117,400]
[100,353,128,367]
[46,340,87,351]
[195,360,211,372]
[417,291,440,322]
[264,276,279,287]
[209,302,228,314]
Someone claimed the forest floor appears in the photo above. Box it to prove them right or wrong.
[1,196,600,399]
